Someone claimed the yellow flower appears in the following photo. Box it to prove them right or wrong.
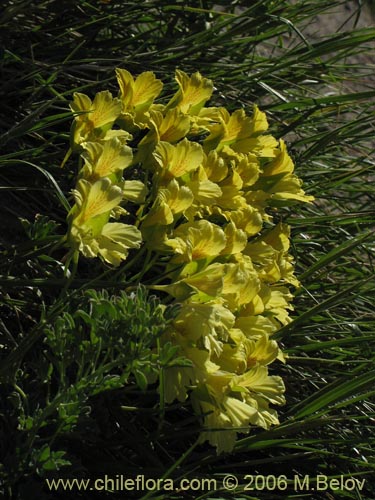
[80,137,133,182]
[186,171,223,207]
[142,179,194,228]
[225,206,263,237]
[192,365,285,452]
[173,301,235,357]
[67,178,142,265]
[192,369,273,453]
[95,222,142,266]
[116,68,163,128]
[216,341,247,374]
[234,153,260,187]
[169,220,227,263]
[235,314,279,341]
[243,333,281,368]
[216,170,246,210]
[244,223,299,286]
[197,394,257,453]
[261,286,294,326]
[232,134,279,158]
[249,140,314,204]
[70,91,122,147]
[236,365,285,405]
[70,177,123,229]
[204,106,277,156]
[150,107,191,143]
[221,222,248,255]
[161,329,220,403]
[122,180,148,204]
[136,108,191,164]
[220,259,260,311]
[64,69,316,451]
[153,262,225,302]
[202,150,228,182]
[153,138,204,181]
[167,70,213,115]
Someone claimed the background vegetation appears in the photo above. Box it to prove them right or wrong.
[1,0,374,498]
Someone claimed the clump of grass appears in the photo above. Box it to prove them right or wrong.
[1,1,374,499]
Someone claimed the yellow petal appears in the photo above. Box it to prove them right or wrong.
[203,150,228,182]
[73,178,123,225]
[169,70,213,115]
[172,220,227,262]
[221,260,260,310]
[235,315,278,340]
[232,135,278,157]
[235,153,260,187]
[122,180,148,203]
[132,71,163,108]
[100,222,142,249]
[227,206,263,237]
[162,179,194,214]
[154,138,203,179]
[70,91,122,145]
[221,222,248,255]
[81,137,133,180]
[90,91,122,130]
[116,68,163,128]
[237,365,285,405]
[187,178,222,206]
[244,334,280,367]
[155,108,191,143]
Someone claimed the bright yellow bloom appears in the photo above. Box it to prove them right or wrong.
[70,177,123,228]
[202,150,228,182]
[192,362,284,453]
[235,314,279,341]
[169,220,227,263]
[153,138,204,181]
[216,170,246,209]
[243,333,281,368]
[142,179,194,228]
[80,137,133,182]
[244,223,299,286]
[68,218,142,267]
[116,68,163,128]
[248,140,314,204]
[95,222,142,266]
[150,107,191,143]
[226,206,263,237]
[236,365,285,405]
[196,394,257,453]
[162,328,219,403]
[173,301,235,357]
[70,91,122,147]
[152,263,225,302]
[186,175,223,207]
[204,106,276,155]
[167,70,213,115]
[68,178,142,265]
[261,286,294,326]
[122,180,148,204]
[234,153,260,187]
[220,259,260,311]
[221,222,248,255]
[136,108,191,164]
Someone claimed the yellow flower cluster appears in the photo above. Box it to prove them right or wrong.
[67,90,146,266]
[66,69,313,453]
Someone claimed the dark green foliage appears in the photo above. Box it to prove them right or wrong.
[0,286,181,498]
